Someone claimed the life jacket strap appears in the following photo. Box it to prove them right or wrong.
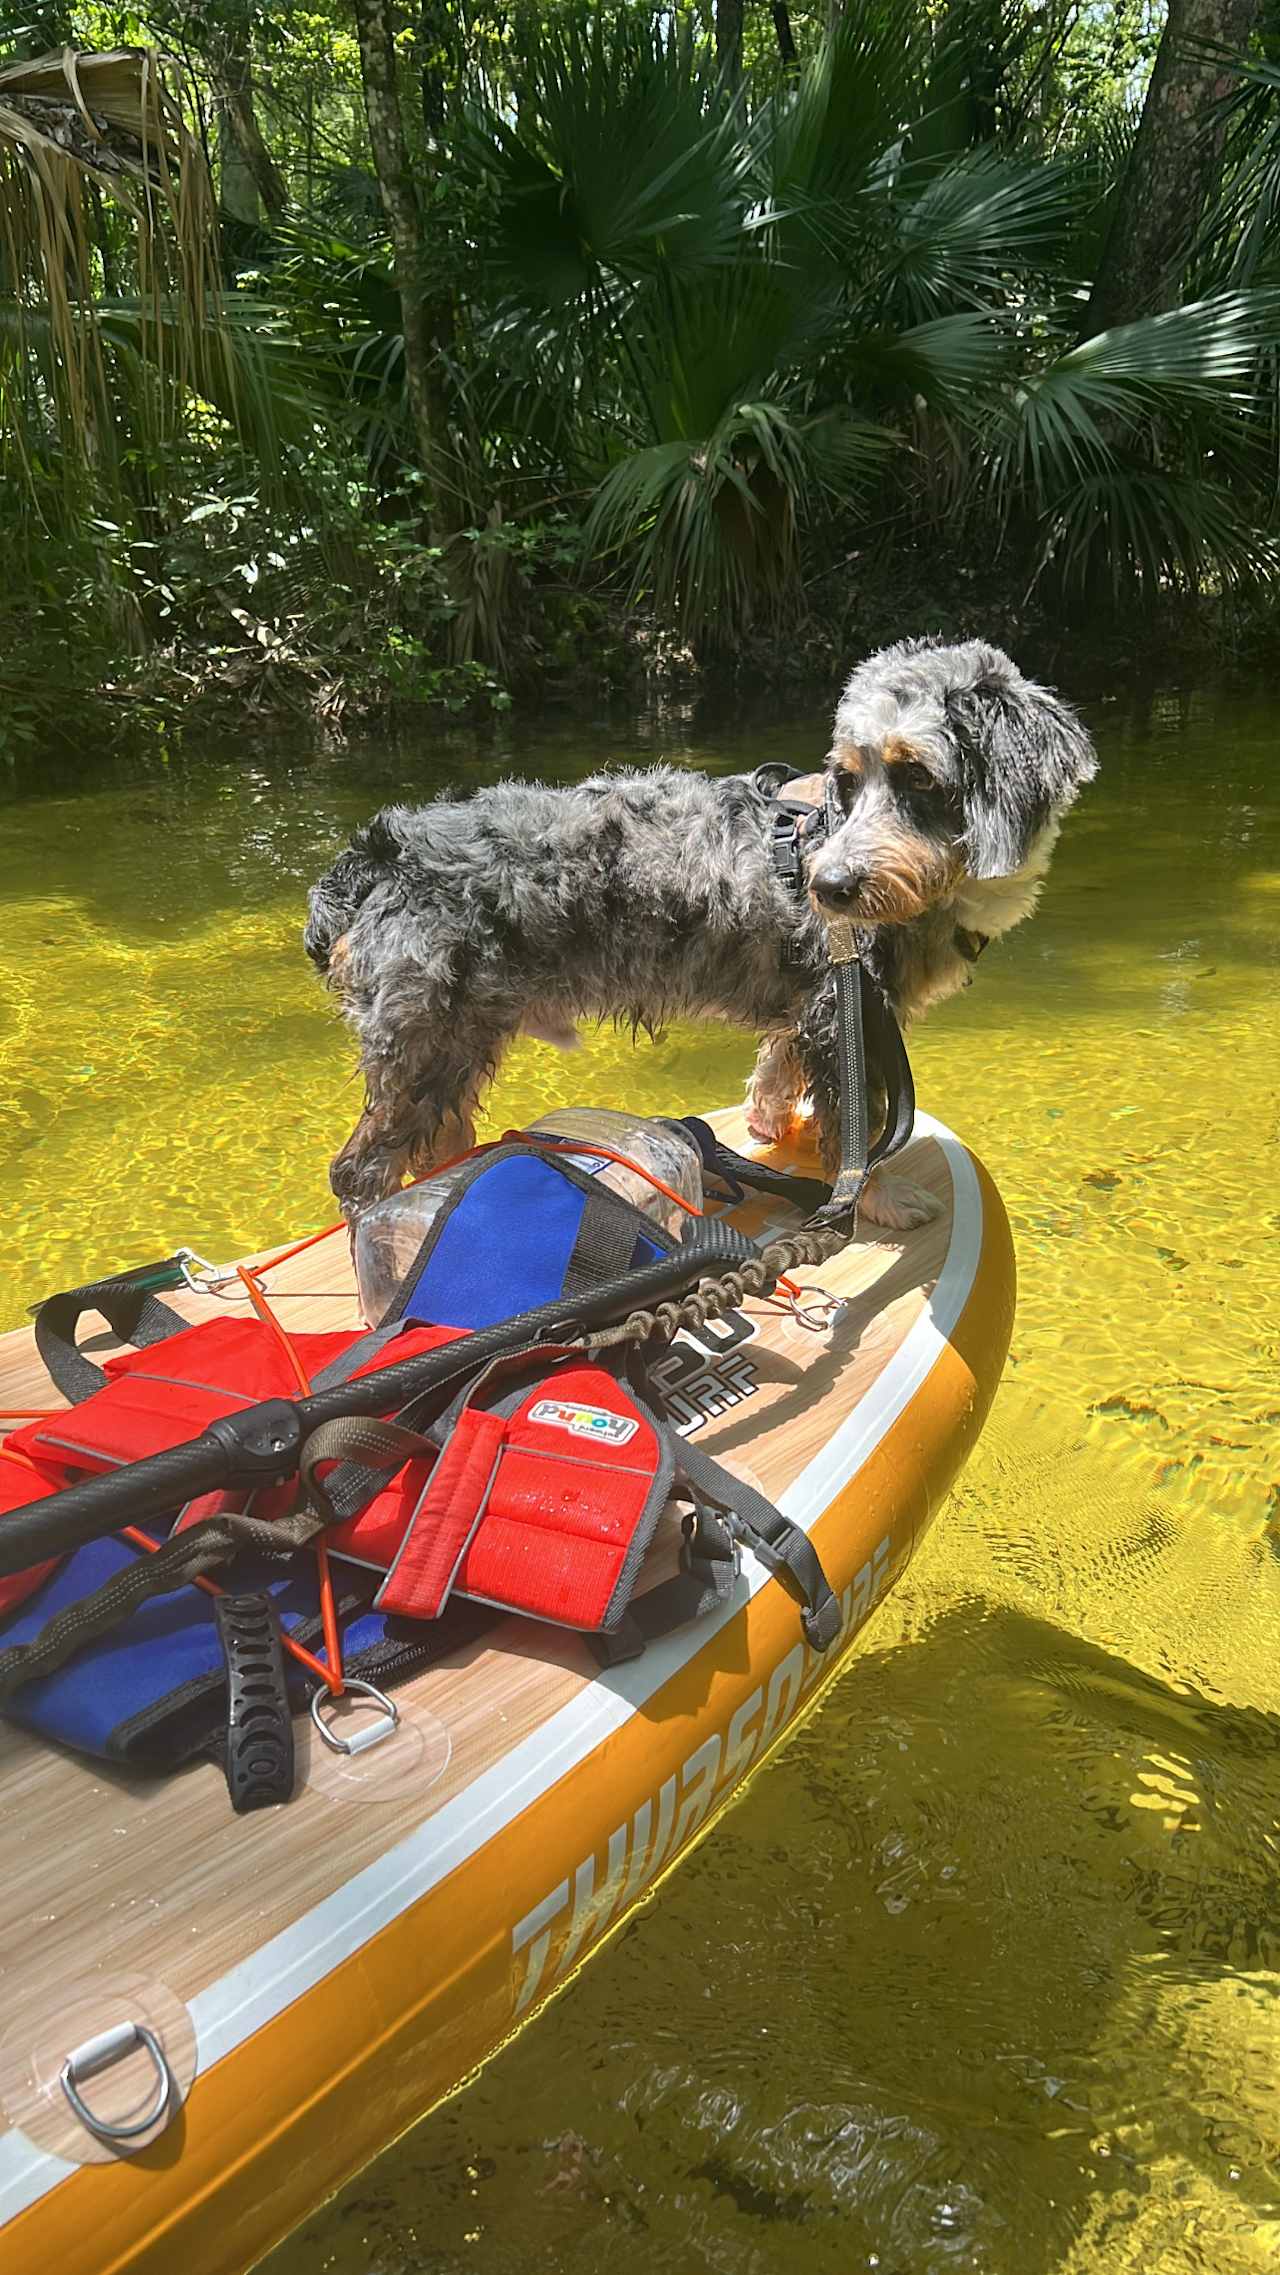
[588,1498,742,1665]
[679,1435,842,1650]
[34,1257,196,1404]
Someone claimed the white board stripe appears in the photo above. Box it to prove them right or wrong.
[0,1117,980,2225]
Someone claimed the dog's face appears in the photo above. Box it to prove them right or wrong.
[807,637,1097,927]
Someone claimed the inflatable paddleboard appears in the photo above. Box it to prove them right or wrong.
[0,1106,1013,2275]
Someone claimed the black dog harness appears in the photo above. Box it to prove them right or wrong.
[752,763,917,1233]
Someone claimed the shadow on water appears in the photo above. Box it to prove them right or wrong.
[262,1599,1280,2275]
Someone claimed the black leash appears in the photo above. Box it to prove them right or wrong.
[752,765,916,1235]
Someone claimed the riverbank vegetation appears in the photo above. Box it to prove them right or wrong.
[5,0,1280,755]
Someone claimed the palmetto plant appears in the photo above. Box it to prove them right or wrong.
[994,291,1280,593]
[9,15,1280,690]
[425,3,1280,642]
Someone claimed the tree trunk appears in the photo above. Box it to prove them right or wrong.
[716,0,745,90]
[771,1,799,72]
[350,0,461,544]
[217,13,288,221]
[217,100,263,225]
[1085,0,1259,334]
[219,72,288,221]
[418,0,453,136]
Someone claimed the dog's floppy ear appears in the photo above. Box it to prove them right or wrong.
[946,668,1097,879]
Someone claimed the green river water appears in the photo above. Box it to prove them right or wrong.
[1,684,1278,2275]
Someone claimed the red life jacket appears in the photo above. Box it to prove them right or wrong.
[1,1147,839,1657]
[0,1314,461,1616]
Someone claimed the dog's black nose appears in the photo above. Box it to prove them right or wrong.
[811,862,865,909]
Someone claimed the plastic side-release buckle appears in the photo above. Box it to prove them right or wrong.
[214,1593,295,1811]
[681,1501,741,1583]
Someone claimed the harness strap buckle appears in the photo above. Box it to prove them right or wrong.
[680,1500,741,1581]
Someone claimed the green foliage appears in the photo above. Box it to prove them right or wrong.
[449,4,1280,641]
[9,0,1280,750]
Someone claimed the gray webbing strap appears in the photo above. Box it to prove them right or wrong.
[814,773,872,1233]
[0,1499,328,1708]
[34,1262,194,1405]
[594,1394,843,1663]
[678,1436,842,1651]
[826,944,870,1223]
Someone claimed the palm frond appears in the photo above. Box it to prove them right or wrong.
[998,291,1280,504]
[462,10,750,313]
[867,151,1079,322]
[1188,47,1280,288]
[839,309,1014,406]
[764,0,926,220]
[1043,467,1278,595]
[585,395,889,644]
[0,46,233,508]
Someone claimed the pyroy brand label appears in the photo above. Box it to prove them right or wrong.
[529,1399,639,1447]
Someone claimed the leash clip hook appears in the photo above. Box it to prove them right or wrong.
[175,1246,259,1301]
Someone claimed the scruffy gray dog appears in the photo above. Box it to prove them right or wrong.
[306,637,1097,1229]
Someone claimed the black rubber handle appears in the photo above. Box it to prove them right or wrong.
[0,1239,742,1578]
[215,1594,296,1812]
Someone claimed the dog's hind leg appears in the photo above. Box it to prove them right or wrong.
[329,1016,514,1219]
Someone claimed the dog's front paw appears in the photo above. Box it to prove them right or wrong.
[859,1170,942,1233]
[745,1028,805,1148]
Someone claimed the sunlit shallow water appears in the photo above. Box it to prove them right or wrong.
[2,685,1278,2275]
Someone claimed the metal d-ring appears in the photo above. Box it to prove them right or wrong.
[786,1283,846,1333]
[309,1677,401,1757]
[59,2021,176,2145]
